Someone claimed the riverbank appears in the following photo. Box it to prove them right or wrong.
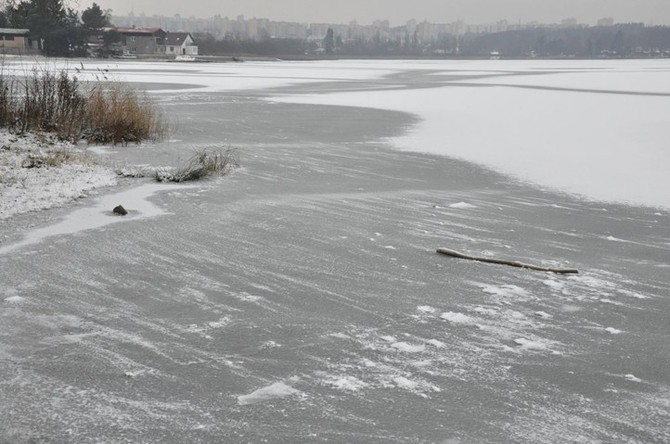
[0,131,117,221]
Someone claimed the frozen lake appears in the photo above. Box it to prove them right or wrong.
[1,59,669,443]
[10,58,668,208]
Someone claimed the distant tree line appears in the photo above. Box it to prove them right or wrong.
[457,24,670,57]
[0,0,110,57]
[196,24,670,59]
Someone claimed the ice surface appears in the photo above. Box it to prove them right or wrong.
[391,341,426,353]
[237,382,301,406]
[0,183,191,255]
[1,59,668,442]
[3,59,398,94]
[271,60,670,209]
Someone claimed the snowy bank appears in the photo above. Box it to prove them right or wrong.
[0,131,117,220]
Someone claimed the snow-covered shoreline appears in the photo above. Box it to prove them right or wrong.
[0,131,117,220]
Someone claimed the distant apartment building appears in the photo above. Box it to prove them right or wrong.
[597,17,615,27]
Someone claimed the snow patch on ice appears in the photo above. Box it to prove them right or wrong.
[393,376,419,390]
[0,183,191,255]
[237,382,301,406]
[605,327,623,335]
[624,374,643,383]
[319,374,368,391]
[513,337,551,351]
[440,311,476,325]
[449,202,477,209]
[480,284,531,299]
[4,295,25,304]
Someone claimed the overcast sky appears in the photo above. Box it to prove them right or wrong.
[84,0,670,25]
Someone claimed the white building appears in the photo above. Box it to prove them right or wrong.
[165,32,198,56]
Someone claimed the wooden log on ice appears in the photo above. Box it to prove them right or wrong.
[436,247,579,274]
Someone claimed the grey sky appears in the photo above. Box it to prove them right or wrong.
[84,0,670,25]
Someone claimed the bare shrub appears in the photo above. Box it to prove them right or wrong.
[155,148,240,183]
[0,65,165,145]
[85,86,166,145]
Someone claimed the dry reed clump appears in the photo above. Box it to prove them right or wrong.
[21,149,81,168]
[85,87,166,145]
[155,148,240,183]
[0,67,165,145]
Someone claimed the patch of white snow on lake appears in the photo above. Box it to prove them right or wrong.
[0,183,191,255]
[237,382,301,406]
[320,374,368,391]
[440,311,476,325]
[393,376,419,391]
[605,327,623,335]
[624,374,643,383]
[513,337,551,351]
[480,284,531,299]
[449,202,477,209]
[4,295,25,304]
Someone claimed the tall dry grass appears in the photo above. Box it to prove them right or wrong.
[0,67,165,145]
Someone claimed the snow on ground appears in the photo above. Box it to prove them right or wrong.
[237,381,302,405]
[0,131,117,221]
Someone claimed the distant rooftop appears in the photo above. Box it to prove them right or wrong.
[166,32,193,45]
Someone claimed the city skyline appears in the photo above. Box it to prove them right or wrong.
[90,0,670,26]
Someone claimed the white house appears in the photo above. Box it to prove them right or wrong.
[165,32,198,56]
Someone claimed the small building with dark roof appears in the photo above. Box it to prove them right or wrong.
[116,27,167,55]
[0,28,35,53]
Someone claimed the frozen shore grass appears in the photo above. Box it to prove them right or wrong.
[116,148,241,183]
[155,148,240,183]
[0,131,117,220]
[0,67,165,145]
